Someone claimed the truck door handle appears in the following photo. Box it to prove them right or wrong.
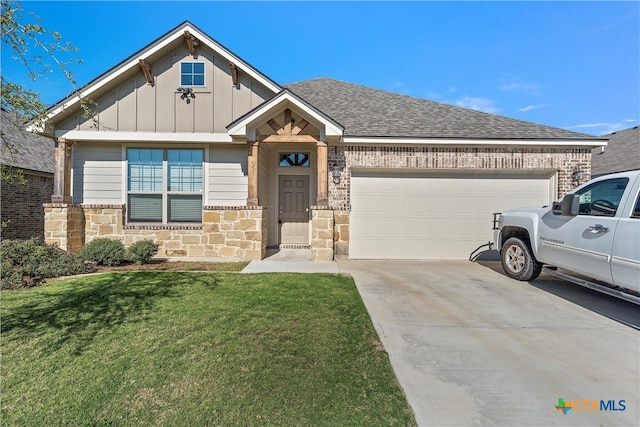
[587,224,609,234]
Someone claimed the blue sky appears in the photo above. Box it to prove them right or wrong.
[3,1,639,136]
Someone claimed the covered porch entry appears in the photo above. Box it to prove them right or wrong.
[227,90,343,257]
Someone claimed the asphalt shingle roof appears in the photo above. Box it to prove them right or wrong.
[1,110,54,174]
[284,77,598,140]
[591,126,640,177]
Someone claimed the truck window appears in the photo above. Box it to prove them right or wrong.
[576,177,629,217]
[632,192,640,219]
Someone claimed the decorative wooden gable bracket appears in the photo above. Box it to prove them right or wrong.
[138,59,154,85]
[261,108,315,142]
[229,62,240,89]
[183,30,200,57]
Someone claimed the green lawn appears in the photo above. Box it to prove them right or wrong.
[1,272,416,426]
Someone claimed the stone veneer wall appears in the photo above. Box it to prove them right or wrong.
[43,204,84,252]
[50,204,267,260]
[333,210,350,257]
[310,208,334,261]
[201,207,267,260]
[327,145,592,210]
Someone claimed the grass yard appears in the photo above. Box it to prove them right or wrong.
[1,271,416,426]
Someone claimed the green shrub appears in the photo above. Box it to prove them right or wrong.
[80,238,125,266]
[0,238,90,290]
[126,240,159,264]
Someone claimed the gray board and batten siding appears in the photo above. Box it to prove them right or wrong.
[57,42,272,134]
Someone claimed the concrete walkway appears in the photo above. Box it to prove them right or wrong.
[240,249,341,274]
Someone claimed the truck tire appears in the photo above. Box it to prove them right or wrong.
[501,237,542,281]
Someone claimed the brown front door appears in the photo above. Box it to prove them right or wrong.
[279,175,310,244]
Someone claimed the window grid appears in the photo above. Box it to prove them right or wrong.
[279,153,310,167]
[180,62,205,86]
[127,148,203,223]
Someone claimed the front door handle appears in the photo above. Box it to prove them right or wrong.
[587,224,609,234]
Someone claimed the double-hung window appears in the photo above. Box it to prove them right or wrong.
[127,148,203,223]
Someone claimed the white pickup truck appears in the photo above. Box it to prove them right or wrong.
[493,169,640,304]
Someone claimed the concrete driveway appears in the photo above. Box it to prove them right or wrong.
[337,259,639,427]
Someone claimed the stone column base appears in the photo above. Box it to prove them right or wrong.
[311,207,334,261]
[43,203,84,252]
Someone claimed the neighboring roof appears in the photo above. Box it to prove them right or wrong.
[227,89,344,140]
[284,77,600,141]
[1,110,54,174]
[45,21,281,122]
[591,126,640,177]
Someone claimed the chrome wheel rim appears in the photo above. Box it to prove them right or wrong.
[504,245,525,273]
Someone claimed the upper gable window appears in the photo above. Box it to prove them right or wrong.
[180,61,205,86]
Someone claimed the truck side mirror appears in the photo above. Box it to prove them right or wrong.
[552,194,579,216]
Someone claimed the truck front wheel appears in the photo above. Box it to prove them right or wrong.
[501,237,542,281]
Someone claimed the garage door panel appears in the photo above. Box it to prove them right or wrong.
[350,172,553,259]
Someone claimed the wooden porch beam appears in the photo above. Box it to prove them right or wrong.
[138,59,154,85]
[284,109,292,135]
[247,141,259,206]
[316,141,328,206]
[292,119,309,135]
[260,134,318,143]
[51,138,73,203]
[267,119,284,135]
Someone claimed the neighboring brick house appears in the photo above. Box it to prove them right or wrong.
[591,126,640,177]
[1,109,55,240]
[39,21,606,261]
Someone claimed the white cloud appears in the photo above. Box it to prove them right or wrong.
[567,120,638,135]
[452,96,501,114]
[501,82,541,95]
[571,123,609,129]
[518,104,549,112]
[425,87,457,100]
[425,91,442,100]
[389,81,410,95]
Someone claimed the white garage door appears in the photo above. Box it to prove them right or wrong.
[349,170,555,259]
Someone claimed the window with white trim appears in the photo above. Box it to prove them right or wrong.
[180,61,205,86]
[127,148,203,223]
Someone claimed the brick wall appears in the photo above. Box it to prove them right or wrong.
[328,145,591,209]
[1,173,53,240]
